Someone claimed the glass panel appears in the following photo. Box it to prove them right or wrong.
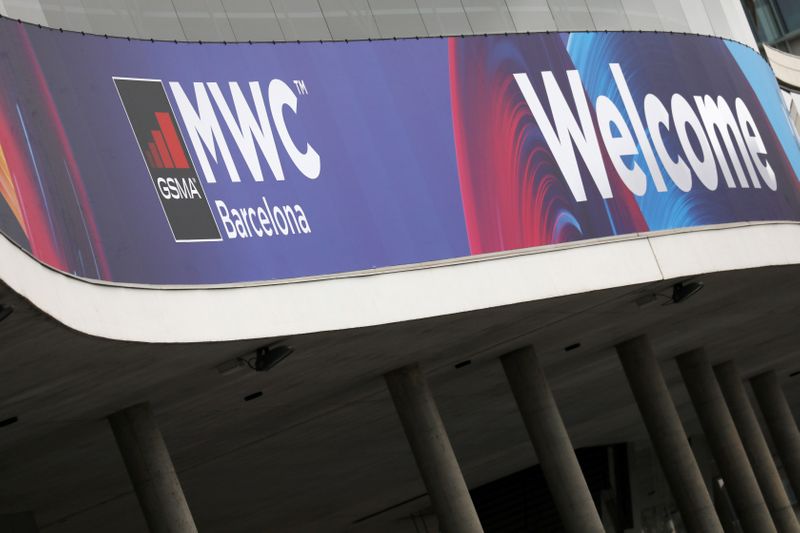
[775,0,800,34]
[173,0,235,41]
[620,0,662,31]
[699,0,733,40]
[40,0,93,32]
[272,0,332,40]
[416,0,472,36]
[678,0,713,35]
[221,0,285,41]
[0,0,48,24]
[585,0,630,30]
[124,0,185,40]
[461,0,516,34]
[40,0,69,29]
[548,0,596,31]
[81,0,140,37]
[319,0,380,40]
[652,0,689,32]
[506,0,557,32]
[368,0,428,38]
[755,1,784,42]
[717,0,757,48]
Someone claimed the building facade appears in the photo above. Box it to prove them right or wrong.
[1,1,800,532]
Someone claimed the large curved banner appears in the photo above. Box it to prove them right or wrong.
[0,20,799,285]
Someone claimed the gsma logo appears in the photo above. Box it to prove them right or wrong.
[114,77,221,242]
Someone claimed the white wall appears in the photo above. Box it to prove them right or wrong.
[1,221,799,342]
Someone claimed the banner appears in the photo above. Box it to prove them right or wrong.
[0,20,798,285]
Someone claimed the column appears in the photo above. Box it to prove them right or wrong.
[500,346,604,533]
[615,335,723,533]
[0,512,39,532]
[750,371,800,499]
[384,364,483,533]
[108,402,198,533]
[714,361,800,533]
[676,349,776,533]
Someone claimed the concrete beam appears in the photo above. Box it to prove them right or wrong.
[750,371,800,501]
[715,361,799,533]
[108,402,197,533]
[385,364,483,533]
[616,336,722,533]
[676,349,775,533]
[501,346,604,533]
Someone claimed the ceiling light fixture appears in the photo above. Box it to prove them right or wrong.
[217,341,294,375]
[671,281,704,304]
[0,416,18,428]
[250,345,294,372]
[243,391,263,401]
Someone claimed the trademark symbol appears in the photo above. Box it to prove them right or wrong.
[293,80,308,95]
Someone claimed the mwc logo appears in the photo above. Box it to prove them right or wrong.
[143,112,190,170]
[167,79,320,185]
[114,77,221,242]
[115,76,319,243]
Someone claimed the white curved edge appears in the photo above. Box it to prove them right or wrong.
[0,222,799,343]
[765,45,800,90]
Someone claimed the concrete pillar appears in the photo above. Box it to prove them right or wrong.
[108,402,197,533]
[676,349,776,533]
[750,371,800,500]
[615,336,723,533]
[500,346,604,533]
[0,512,39,532]
[384,364,483,533]
[715,361,800,533]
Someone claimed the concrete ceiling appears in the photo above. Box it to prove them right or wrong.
[1,264,800,532]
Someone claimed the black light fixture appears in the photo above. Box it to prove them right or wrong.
[252,345,294,372]
[0,304,13,323]
[243,391,263,401]
[671,281,704,304]
[0,416,18,428]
